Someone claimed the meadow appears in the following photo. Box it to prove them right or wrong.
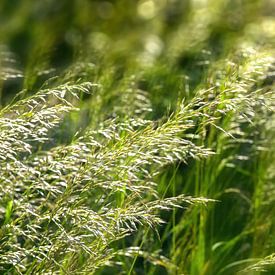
[0,0,274,274]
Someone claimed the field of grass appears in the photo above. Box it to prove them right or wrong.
[0,0,275,274]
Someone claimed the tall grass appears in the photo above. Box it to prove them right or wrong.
[0,0,274,274]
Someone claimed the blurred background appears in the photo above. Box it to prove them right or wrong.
[1,0,274,107]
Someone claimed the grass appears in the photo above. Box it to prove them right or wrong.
[0,0,274,274]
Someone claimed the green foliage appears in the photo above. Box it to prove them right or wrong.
[0,0,274,274]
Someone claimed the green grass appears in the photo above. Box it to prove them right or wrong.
[0,0,274,274]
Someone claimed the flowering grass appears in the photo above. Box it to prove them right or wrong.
[0,0,274,274]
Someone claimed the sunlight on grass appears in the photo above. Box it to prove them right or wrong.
[0,0,274,274]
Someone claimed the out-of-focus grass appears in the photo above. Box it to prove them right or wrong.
[0,0,274,274]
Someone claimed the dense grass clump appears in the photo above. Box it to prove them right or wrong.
[0,0,274,274]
